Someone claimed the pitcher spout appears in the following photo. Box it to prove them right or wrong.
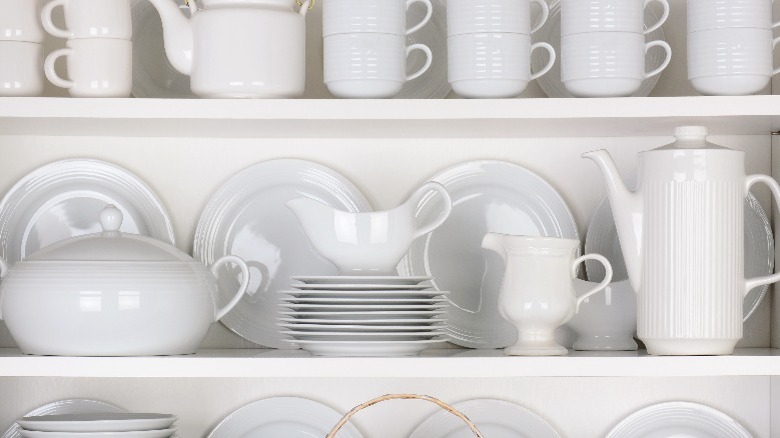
[582,149,643,291]
[146,0,194,75]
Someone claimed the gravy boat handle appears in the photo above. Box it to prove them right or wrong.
[410,181,453,239]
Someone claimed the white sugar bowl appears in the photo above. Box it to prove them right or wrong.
[0,205,252,356]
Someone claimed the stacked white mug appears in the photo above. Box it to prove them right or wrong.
[0,0,45,96]
[687,0,780,95]
[323,0,434,98]
[560,0,671,97]
[41,0,132,97]
[447,0,555,98]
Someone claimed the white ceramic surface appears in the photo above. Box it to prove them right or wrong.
[291,275,432,285]
[688,27,779,96]
[281,296,447,304]
[0,0,44,42]
[192,159,371,349]
[561,31,671,97]
[409,398,561,438]
[278,316,446,325]
[18,429,175,438]
[41,0,132,39]
[284,289,445,298]
[280,303,447,311]
[532,0,668,98]
[279,310,445,318]
[3,400,125,438]
[146,0,308,98]
[446,0,549,36]
[17,414,176,433]
[483,234,612,356]
[605,401,753,438]
[0,159,174,264]
[584,126,780,355]
[585,194,773,322]
[561,0,669,35]
[291,338,445,356]
[44,38,132,98]
[0,41,43,96]
[280,322,444,331]
[323,0,432,36]
[291,283,433,291]
[206,397,362,438]
[288,182,450,274]
[324,33,432,98]
[567,279,638,351]
[398,160,579,349]
[688,0,778,33]
[448,32,555,98]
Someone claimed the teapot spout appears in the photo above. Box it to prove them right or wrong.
[146,0,194,75]
[582,149,643,291]
[481,232,507,262]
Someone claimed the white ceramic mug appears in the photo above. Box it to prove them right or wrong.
[324,33,432,98]
[41,0,131,39]
[322,0,432,36]
[688,27,780,96]
[448,32,554,98]
[44,38,132,97]
[561,0,669,35]
[688,0,779,33]
[561,31,672,97]
[447,0,550,36]
[0,0,44,42]
[0,41,44,96]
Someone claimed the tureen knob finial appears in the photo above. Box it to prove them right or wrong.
[100,205,123,232]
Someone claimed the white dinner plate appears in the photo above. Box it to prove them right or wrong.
[0,159,175,263]
[585,194,773,321]
[409,398,561,438]
[291,275,432,285]
[18,429,175,438]
[206,396,361,438]
[280,322,444,331]
[398,160,579,348]
[291,283,433,291]
[279,297,448,304]
[531,0,668,98]
[278,317,446,325]
[3,400,125,438]
[193,159,371,348]
[292,338,445,356]
[279,303,447,311]
[17,414,176,433]
[282,290,448,299]
[279,310,445,318]
[605,401,752,438]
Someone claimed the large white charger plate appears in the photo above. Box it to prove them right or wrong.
[585,194,773,321]
[398,161,579,349]
[17,414,176,433]
[18,430,175,438]
[206,396,361,438]
[409,398,561,438]
[605,402,752,438]
[3,400,125,438]
[0,159,175,263]
[193,159,371,348]
[292,338,445,356]
[531,0,668,98]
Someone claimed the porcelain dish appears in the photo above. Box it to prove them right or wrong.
[3,400,125,438]
[17,429,175,438]
[291,338,445,356]
[17,414,177,433]
[605,401,752,438]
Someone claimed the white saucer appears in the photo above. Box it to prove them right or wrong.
[18,429,175,438]
[279,317,446,325]
[605,401,752,438]
[280,322,444,331]
[279,297,448,304]
[292,338,446,356]
[17,414,176,433]
[4,400,125,438]
[291,275,432,285]
[280,303,448,311]
[291,283,433,291]
[282,290,448,299]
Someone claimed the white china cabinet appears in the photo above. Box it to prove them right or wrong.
[0,1,780,437]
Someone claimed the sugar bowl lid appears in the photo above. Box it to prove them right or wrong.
[25,205,190,262]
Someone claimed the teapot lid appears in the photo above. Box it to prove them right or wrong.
[26,205,191,262]
[655,126,730,151]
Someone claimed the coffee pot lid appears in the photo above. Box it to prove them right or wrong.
[654,126,730,151]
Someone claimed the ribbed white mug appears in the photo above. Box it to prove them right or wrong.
[44,38,132,97]
[322,0,432,36]
[688,0,779,33]
[41,0,132,39]
[561,0,669,35]
[447,0,550,36]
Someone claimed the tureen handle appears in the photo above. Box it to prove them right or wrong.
[211,255,251,321]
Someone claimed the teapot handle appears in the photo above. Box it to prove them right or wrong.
[410,181,452,239]
[572,254,613,313]
[211,255,251,321]
[0,257,8,321]
[744,175,780,294]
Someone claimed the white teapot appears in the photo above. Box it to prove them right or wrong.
[147,0,310,98]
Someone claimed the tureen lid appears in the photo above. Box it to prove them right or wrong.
[26,205,190,262]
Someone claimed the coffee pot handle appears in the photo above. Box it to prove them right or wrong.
[410,181,452,239]
[572,254,613,313]
[744,175,780,294]
[211,255,252,321]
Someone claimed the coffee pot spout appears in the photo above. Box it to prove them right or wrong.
[146,0,194,75]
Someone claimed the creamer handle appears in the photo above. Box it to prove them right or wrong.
[410,181,452,239]
[211,255,251,321]
[572,254,613,313]
[744,175,780,294]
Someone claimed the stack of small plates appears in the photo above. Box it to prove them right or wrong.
[279,276,448,356]
[15,413,178,438]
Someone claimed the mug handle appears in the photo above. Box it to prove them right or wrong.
[409,181,452,239]
[744,175,780,294]
[43,48,75,89]
[406,0,433,36]
[211,255,251,321]
[406,43,433,81]
[572,254,613,313]
[643,0,669,34]
[530,0,550,35]
[772,36,780,76]
[644,40,672,79]
[529,42,556,80]
[41,0,71,39]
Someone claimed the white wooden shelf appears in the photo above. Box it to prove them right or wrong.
[1,348,779,378]
[1,96,779,138]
